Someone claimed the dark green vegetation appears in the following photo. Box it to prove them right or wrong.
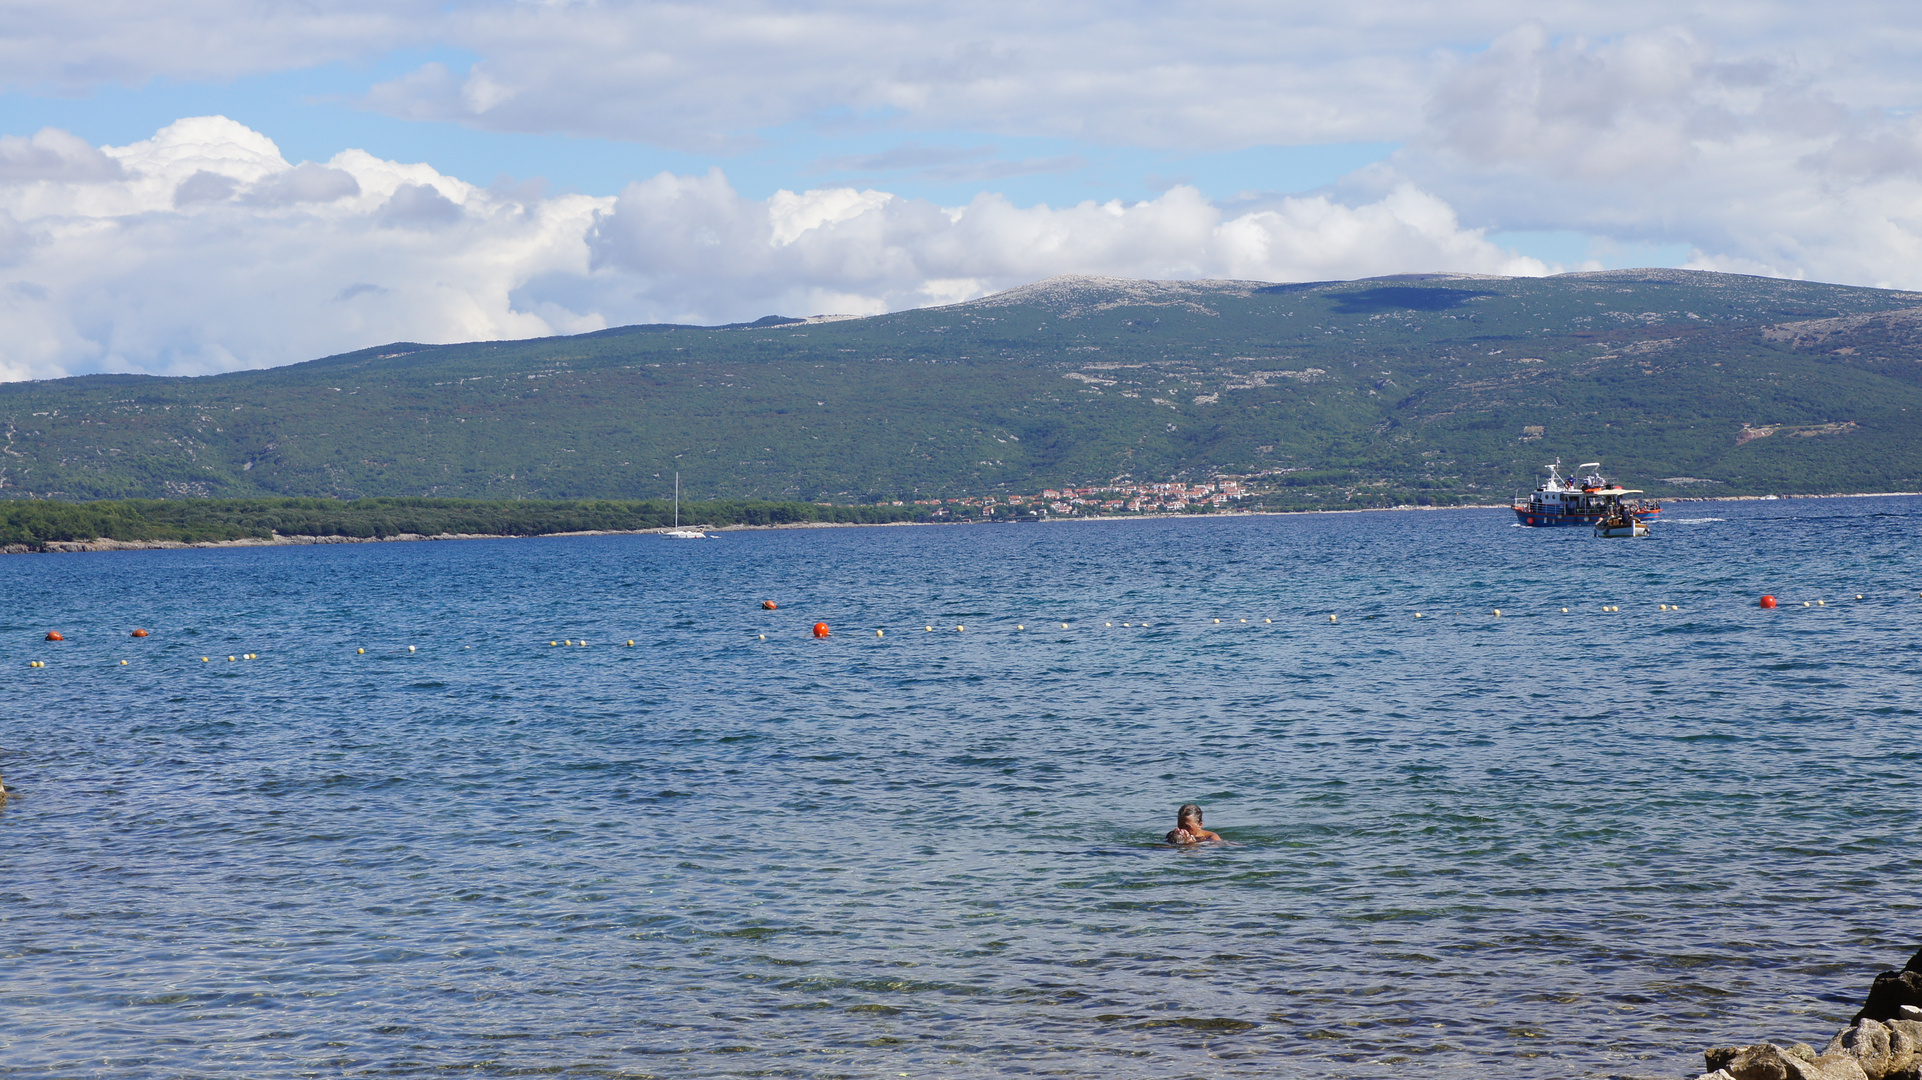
[4,268,1921,509]
[0,496,924,547]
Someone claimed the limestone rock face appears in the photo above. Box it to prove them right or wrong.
[1698,1043,1873,1080]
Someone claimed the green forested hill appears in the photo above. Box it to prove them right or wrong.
[3,268,1921,507]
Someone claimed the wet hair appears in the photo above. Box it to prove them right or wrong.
[1176,803,1203,825]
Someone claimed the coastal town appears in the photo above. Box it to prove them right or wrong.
[906,479,1250,519]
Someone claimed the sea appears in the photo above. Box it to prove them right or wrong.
[4,497,1921,1080]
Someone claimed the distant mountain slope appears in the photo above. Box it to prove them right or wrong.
[3,268,1920,504]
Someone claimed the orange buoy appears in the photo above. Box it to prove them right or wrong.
[1759,595,1778,609]
[812,622,830,638]
[130,628,149,638]
[44,631,63,641]
[762,600,778,610]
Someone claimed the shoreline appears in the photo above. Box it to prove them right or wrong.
[6,491,1917,554]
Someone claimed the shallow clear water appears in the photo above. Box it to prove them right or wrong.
[3,499,1921,1079]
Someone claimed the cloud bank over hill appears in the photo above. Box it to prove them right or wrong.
[6,3,1922,378]
[0,117,1544,381]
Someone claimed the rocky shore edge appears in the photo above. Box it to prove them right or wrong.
[1702,949,1922,1079]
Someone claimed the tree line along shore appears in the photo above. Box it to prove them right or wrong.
[0,496,930,550]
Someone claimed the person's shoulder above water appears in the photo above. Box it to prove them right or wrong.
[1165,802,1223,845]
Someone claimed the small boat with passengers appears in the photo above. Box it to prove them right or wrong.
[1512,461,1660,531]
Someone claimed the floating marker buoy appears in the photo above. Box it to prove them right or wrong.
[926,626,934,632]
[1415,613,1423,619]
[1329,614,1338,623]
[1106,622,1113,627]
[876,630,884,637]
[1123,623,1131,627]
[130,628,149,638]
[1659,604,1668,611]
[120,660,128,665]
[358,648,365,654]
[1264,618,1272,623]
[761,600,778,610]
[408,645,417,652]
[812,622,830,638]
[1016,625,1024,630]
[228,656,236,662]
[551,641,558,646]
[579,640,587,646]
[201,657,209,662]
[1061,623,1069,629]
[1858,594,1865,600]
[627,640,635,647]
[1492,609,1502,617]
[1817,600,1825,606]
[1213,619,1220,624]
[758,634,765,640]
[1760,595,1777,608]
[1561,607,1569,613]
[957,626,964,632]
[44,631,62,641]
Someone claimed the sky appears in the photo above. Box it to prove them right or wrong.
[4,1,1922,381]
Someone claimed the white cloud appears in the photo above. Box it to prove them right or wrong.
[0,117,1548,381]
[0,118,609,382]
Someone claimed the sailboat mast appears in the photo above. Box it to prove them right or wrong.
[674,471,680,528]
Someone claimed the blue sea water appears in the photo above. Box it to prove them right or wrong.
[3,498,1921,1080]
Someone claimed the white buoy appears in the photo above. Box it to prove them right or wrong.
[1328,614,1338,623]
[1492,609,1501,617]
[925,626,934,632]
[1213,619,1220,624]
[1264,618,1272,623]
[1415,613,1423,619]
[758,634,766,640]
[408,645,416,652]
[1016,625,1024,630]
[876,630,884,637]
[956,625,965,632]
[1061,623,1069,629]
[1561,608,1568,613]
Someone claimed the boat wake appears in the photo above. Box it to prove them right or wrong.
[1664,517,1724,524]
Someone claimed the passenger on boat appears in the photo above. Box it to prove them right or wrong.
[1166,803,1223,845]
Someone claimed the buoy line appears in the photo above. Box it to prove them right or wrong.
[13,596,1901,668]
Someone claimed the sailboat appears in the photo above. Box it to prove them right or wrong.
[665,472,709,538]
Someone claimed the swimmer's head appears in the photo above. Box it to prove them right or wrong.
[1176,803,1203,826]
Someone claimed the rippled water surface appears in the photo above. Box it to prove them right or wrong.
[5,499,1922,1079]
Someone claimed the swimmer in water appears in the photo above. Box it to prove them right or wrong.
[1165,803,1222,845]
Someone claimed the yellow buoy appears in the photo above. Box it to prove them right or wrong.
[1106,622,1113,627]
[627,640,635,646]
[120,660,128,665]
[1415,613,1423,619]
[1061,623,1069,629]
[551,641,558,646]
[1016,625,1024,630]
[1212,619,1220,624]
[876,630,884,637]
[1817,600,1825,606]
[1492,609,1501,617]
[201,657,209,662]
[357,647,365,654]
[228,656,236,662]
[925,626,934,632]
[1329,614,1338,623]
[1264,618,1272,624]
[1561,607,1569,613]
[957,626,964,632]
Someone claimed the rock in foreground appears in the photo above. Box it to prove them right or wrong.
[1700,949,1922,1080]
